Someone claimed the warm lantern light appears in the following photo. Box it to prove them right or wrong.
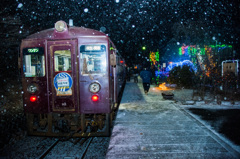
[91,95,99,102]
[158,82,169,90]
[30,95,37,102]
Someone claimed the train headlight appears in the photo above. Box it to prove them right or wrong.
[89,82,101,93]
[55,21,67,32]
[27,84,38,93]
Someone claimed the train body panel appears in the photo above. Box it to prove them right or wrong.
[19,21,125,137]
[113,56,126,103]
[47,39,79,113]
[20,39,49,114]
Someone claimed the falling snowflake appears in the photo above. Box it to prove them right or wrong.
[17,3,23,8]
[84,8,89,13]
[100,27,106,32]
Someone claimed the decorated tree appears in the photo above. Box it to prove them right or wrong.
[167,65,195,88]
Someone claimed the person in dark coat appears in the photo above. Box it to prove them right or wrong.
[140,67,152,94]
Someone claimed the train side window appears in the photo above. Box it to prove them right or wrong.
[22,47,45,77]
[80,45,106,75]
[54,50,71,72]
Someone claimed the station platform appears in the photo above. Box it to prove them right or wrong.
[106,79,239,159]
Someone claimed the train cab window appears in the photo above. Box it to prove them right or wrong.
[23,47,45,77]
[54,50,71,72]
[80,45,106,75]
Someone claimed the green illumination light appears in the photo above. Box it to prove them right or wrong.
[193,47,197,55]
[178,44,232,57]
[209,44,232,48]
[142,46,146,50]
[179,48,182,55]
[156,51,159,62]
[201,48,205,55]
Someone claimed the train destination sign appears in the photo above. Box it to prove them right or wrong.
[54,72,73,96]
[81,45,106,52]
[28,48,39,53]
[23,47,44,55]
[85,45,101,51]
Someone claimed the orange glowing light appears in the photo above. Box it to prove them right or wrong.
[158,82,169,90]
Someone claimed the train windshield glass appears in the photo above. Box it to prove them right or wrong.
[22,47,45,77]
[54,50,71,72]
[80,45,107,75]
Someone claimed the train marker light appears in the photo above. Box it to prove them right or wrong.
[91,95,99,102]
[30,95,37,102]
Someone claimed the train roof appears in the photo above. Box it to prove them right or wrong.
[25,21,107,40]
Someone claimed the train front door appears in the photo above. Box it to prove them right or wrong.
[47,40,78,113]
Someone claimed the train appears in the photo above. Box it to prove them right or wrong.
[19,20,126,137]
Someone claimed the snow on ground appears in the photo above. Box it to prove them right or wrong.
[107,79,240,158]
[121,78,240,154]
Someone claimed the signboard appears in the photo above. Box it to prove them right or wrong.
[53,72,73,96]
[222,62,238,76]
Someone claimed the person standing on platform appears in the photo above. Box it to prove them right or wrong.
[126,67,131,81]
[133,66,139,83]
[140,67,152,95]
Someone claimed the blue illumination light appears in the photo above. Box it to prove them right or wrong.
[166,60,197,72]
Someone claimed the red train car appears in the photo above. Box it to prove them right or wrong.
[19,20,126,137]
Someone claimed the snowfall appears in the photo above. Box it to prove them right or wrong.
[0,79,240,158]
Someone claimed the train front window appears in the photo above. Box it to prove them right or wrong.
[54,50,71,72]
[23,47,45,77]
[80,45,106,75]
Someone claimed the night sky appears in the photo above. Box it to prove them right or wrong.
[0,0,240,79]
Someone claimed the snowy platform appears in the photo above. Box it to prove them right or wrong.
[106,79,240,159]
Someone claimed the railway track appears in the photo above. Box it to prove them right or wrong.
[38,139,60,159]
[38,137,94,159]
